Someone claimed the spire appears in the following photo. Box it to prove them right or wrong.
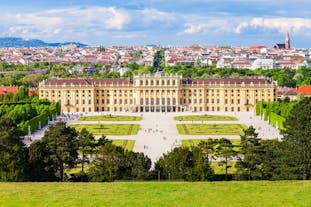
[285,31,290,49]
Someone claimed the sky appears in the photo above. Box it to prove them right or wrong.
[0,0,311,47]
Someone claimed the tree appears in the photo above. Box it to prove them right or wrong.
[28,140,58,181]
[190,146,214,181]
[259,140,283,180]
[21,74,44,87]
[197,139,217,163]
[236,126,263,180]
[155,147,193,180]
[42,122,78,181]
[13,86,29,102]
[0,117,27,181]
[124,151,151,180]
[282,97,311,180]
[77,128,95,173]
[88,142,125,182]
[154,146,214,181]
[96,135,112,147]
[215,138,237,181]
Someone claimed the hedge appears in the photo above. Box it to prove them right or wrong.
[19,112,49,134]
[18,102,61,135]
[269,112,286,131]
[256,101,290,131]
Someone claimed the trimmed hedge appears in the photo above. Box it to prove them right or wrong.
[15,102,60,135]
[269,112,286,130]
[19,112,49,134]
[256,101,295,131]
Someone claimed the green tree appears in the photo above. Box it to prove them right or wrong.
[77,128,95,173]
[215,138,237,181]
[155,147,195,181]
[282,97,311,180]
[0,117,27,181]
[13,86,29,102]
[124,151,151,180]
[236,126,263,180]
[42,122,78,181]
[190,146,214,181]
[28,140,58,181]
[259,140,283,180]
[88,142,125,182]
[197,139,217,163]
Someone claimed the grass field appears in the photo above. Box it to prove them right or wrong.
[174,115,238,121]
[181,139,240,148]
[0,182,310,207]
[177,124,246,135]
[71,124,140,135]
[112,140,135,151]
[78,115,142,121]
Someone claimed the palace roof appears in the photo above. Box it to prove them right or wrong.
[40,76,274,87]
[41,78,131,86]
[182,77,273,85]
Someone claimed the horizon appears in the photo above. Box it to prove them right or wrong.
[0,0,311,47]
[1,35,308,49]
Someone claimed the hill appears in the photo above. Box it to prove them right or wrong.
[0,181,310,207]
[0,37,87,48]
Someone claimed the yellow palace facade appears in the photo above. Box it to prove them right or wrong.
[39,73,276,113]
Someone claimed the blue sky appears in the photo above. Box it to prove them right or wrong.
[0,0,311,47]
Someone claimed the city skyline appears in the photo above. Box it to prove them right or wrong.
[0,0,311,47]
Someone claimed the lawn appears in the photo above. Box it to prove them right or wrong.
[177,124,247,135]
[112,140,135,151]
[0,182,310,207]
[174,115,238,121]
[71,124,140,135]
[181,139,240,148]
[78,115,142,121]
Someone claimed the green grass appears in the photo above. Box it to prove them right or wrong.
[181,139,240,148]
[71,124,139,135]
[174,115,238,121]
[177,124,247,135]
[78,115,142,121]
[112,140,135,151]
[0,182,310,207]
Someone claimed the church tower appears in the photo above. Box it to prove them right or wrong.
[285,31,290,49]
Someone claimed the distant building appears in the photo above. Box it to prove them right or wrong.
[252,59,275,70]
[276,88,298,101]
[274,32,291,49]
[285,31,290,49]
[0,86,18,95]
[231,60,252,69]
[295,85,311,97]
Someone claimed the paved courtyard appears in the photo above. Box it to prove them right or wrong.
[24,111,283,165]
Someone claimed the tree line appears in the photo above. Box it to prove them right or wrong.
[0,97,310,181]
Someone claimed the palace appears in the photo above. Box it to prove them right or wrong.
[39,73,276,113]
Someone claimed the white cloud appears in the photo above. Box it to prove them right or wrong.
[4,7,130,40]
[112,33,145,39]
[178,18,237,35]
[182,23,208,34]
[178,16,311,37]
[236,17,311,33]
[141,8,175,22]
